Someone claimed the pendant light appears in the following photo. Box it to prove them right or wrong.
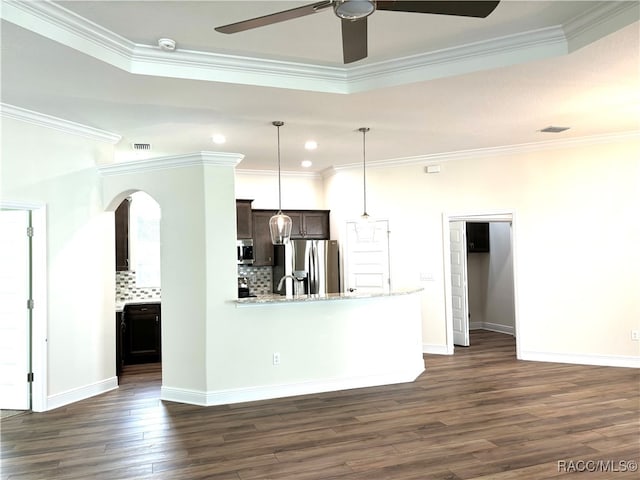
[269,121,292,245]
[355,127,376,242]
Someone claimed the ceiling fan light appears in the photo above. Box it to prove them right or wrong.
[334,0,375,20]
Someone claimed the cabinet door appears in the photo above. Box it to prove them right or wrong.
[123,304,161,364]
[466,222,490,253]
[252,210,276,266]
[288,212,303,239]
[236,200,253,239]
[115,199,130,271]
[302,211,330,239]
[116,311,123,378]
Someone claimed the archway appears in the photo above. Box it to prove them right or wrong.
[111,191,163,381]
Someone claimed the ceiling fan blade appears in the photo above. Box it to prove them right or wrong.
[215,1,333,34]
[341,18,368,64]
[376,1,500,18]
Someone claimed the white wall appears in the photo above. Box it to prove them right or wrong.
[485,222,515,333]
[325,137,640,366]
[235,171,325,210]
[467,251,489,327]
[1,117,116,406]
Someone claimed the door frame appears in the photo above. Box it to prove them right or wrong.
[442,210,521,359]
[1,201,48,412]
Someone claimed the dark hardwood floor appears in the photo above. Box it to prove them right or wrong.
[2,331,638,479]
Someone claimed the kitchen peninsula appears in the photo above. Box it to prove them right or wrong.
[235,287,423,305]
[221,287,426,405]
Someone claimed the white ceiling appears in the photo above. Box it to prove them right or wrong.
[1,1,639,173]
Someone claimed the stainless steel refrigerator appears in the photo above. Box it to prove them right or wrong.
[273,240,341,296]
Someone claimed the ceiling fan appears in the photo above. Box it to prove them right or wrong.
[215,1,500,64]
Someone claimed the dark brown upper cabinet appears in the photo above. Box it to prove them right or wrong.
[250,209,331,266]
[289,210,330,239]
[466,222,490,253]
[115,198,130,271]
[236,199,253,239]
[251,210,277,266]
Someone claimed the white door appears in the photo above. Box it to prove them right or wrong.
[344,220,390,294]
[0,210,31,410]
[450,221,470,346]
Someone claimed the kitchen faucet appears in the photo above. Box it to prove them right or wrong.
[277,273,306,293]
[277,274,296,292]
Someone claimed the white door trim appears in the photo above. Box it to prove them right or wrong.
[442,210,520,359]
[1,201,48,412]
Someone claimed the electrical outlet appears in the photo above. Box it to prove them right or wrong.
[272,352,281,365]
[632,330,640,341]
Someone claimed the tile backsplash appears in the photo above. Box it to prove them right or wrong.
[116,271,161,302]
[117,267,272,300]
[237,265,273,295]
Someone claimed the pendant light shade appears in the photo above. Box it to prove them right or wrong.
[355,127,376,242]
[269,121,292,245]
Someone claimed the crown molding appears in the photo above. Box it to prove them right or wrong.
[234,169,322,179]
[98,152,245,176]
[331,131,640,171]
[0,103,121,144]
[345,25,568,92]
[3,0,637,94]
[129,45,348,94]
[563,0,640,52]
[1,0,134,69]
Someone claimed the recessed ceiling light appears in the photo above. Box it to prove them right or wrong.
[539,126,570,133]
[212,134,226,144]
[304,140,318,150]
[301,160,313,168]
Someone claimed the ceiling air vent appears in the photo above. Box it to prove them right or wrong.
[539,126,570,133]
[132,143,152,151]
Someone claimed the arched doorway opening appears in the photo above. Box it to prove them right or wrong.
[112,191,162,382]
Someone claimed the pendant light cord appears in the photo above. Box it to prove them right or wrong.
[359,127,370,216]
[273,121,284,212]
[277,124,282,211]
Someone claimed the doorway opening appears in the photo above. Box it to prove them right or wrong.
[443,212,520,359]
[113,191,162,382]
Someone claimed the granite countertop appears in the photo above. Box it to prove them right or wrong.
[235,288,423,306]
[115,298,161,312]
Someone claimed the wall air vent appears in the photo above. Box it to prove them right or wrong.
[539,126,570,133]
[132,143,152,151]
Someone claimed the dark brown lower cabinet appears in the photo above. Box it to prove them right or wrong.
[122,303,161,365]
[116,311,123,378]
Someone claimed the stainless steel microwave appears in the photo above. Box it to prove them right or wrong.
[237,239,255,265]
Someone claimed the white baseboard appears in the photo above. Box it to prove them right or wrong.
[423,343,452,355]
[161,363,425,407]
[46,377,118,411]
[520,350,640,369]
[481,323,514,336]
[470,322,514,336]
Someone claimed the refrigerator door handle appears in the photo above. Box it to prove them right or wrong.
[313,241,320,294]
